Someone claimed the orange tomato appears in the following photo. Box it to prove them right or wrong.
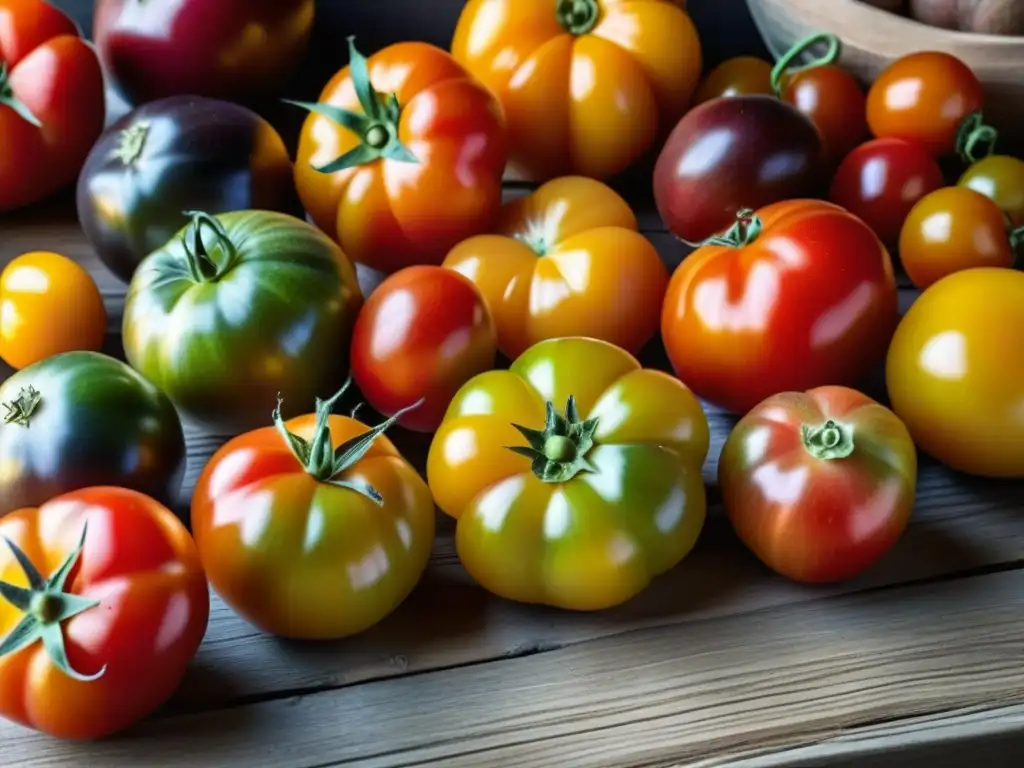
[451,0,702,181]
[443,177,669,360]
[898,186,1016,289]
[693,56,773,104]
[0,251,106,370]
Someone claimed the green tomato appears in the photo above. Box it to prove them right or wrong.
[122,210,364,432]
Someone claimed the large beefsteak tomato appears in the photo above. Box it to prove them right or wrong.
[451,0,702,182]
[661,201,899,415]
[290,38,507,273]
[427,337,709,611]
[0,487,209,740]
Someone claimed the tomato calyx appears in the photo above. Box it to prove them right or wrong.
[0,524,106,682]
[115,121,151,165]
[702,209,764,248]
[802,419,855,461]
[2,385,42,427]
[284,37,419,173]
[956,112,999,165]
[556,0,600,35]
[0,61,43,128]
[508,396,599,483]
[769,32,841,97]
[180,210,240,283]
[273,377,422,504]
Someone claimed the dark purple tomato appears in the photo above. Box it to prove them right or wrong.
[93,0,314,106]
[653,95,822,243]
[76,96,300,284]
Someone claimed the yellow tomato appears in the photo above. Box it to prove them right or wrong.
[443,176,669,359]
[451,0,702,181]
[0,251,106,370]
[886,267,1024,477]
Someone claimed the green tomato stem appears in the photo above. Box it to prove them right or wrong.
[180,211,239,283]
[1,385,42,427]
[956,112,999,164]
[507,396,600,483]
[769,32,842,96]
[802,419,855,461]
[701,209,764,248]
[556,0,600,35]
[0,62,43,128]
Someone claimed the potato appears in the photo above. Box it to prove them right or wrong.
[909,0,959,28]
[860,0,909,12]
[910,0,1024,34]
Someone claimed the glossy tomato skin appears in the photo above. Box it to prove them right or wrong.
[693,56,774,105]
[295,42,507,273]
[662,200,899,415]
[829,138,945,248]
[0,251,106,370]
[123,211,363,433]
[93,0,314,105]
[781,65,867,162]
[0,487,209,739]
[654,95,822,243]
[866,51,983,157]
[191,414,435,639]
[0,0,105,212]
[443,176,669,359]
[77,96,300,284]
[350,266,497,433]
[887,268,1024,478]
[427,337,709,611]
[899,186,1014,289]
[959,154,1024,228]
[452,0,702,181]
[719,386,917,584]
[0,352,186,516]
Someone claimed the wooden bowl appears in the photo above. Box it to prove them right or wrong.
[745,0,1024,140]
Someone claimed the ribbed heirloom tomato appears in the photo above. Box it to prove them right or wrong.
[443,176,669,360]
[290,38,507,272]
[451,0,702,181]
[0,487,209,740]
[719,386,917,584]
[427,337,709,611]
[661,200,899,415]
[191,382,435,639]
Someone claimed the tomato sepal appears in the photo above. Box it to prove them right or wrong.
[701,208,763,248]
[768,32,841,97]
[178,211,243,282]
[802,419,855,460]
[0,62,42,128]
[557,0,600,35]
[956,111,999,165]
[2,386,42,427]
[508,396,599,484]
[0,524,105,682]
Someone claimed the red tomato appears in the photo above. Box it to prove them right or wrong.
[719,386,917,583]
[866,51,984,157]
[661,200,899,415]
[693,56,774,105]
[0,487,209,740]
[829,138,945,248]
[0,0,106,211]
[351,266,497,432]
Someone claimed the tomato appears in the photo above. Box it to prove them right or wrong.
[0,251,106,370]
[865,51,984,157]
[191,382,434,639]
[828,138,945,248]
[0,0,105,212]
[443,176,669,360]
[0,351,185,516]
[719,386,917,584]
[899,186,1017,289]
[451,0,702,181]
[661,200,898,415]
[654,95,821,243]
[886,267,1024,478]
[693,56,773,105]
[123,210,363,433]
[959,154,1024,229]
[290,39,507,273]
[350,266,497,433]
[426,337,709,611]
[0,487,209,740]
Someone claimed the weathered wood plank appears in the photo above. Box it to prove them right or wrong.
[5,569,1024,767]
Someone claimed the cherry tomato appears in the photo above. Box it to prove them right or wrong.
[899,186,1017,289]
[661,200,899,415]
[720,386,917,584]
[426,337,708,611]
[0,251,107,371]
[351,265,497,433]
[443,176,669,360]
[959,154,1024,229]
[693,56,773,105]
[887,267,1024,478]
[829,138,945,248]
[191,385,435,639]
[866,51,983,157]
[0,487,209,740]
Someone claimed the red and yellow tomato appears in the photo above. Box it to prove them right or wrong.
[693,56,773,104]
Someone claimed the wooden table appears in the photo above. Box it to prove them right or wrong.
[1,191,1023,768]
